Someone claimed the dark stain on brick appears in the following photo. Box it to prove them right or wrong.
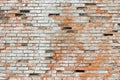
[113,46,120,49]
[22,16,28,19]
[0,47,6,51]
[103,34,113,36]
[85,50,95,53]
[112,39,119,43]
[46,57,54,60]
[66,30,74,33]
[21,43,27,46]
[45,50,54,53]
[23,23,33,26]
[79,13,87,16]
[48,13,60,16]
[74,70,85,73]
[4,43,10,47]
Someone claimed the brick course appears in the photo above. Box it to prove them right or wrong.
[0,0,120,80]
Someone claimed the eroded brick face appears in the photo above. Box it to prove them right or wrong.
[0,0,120,80]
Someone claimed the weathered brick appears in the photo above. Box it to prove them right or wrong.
[0,0,120,79]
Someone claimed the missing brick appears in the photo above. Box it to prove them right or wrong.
[57,70,63,73]
[103,34,113,36]
[20,10,30,13]
[46,57,54,60]
[74,70,85,73]
[112,30,118,32]
[79,13,87,16]
[29,73,39,76]
[48,13,60,16]
[85,3,96,5]
[15,13,25,17]
[117,23,120,26]
[62,27,72,30]
[77,7,86,10]
[17,60,28,63]
[89,63,92,66]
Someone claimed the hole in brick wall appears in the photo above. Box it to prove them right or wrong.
[79,13,87,16]
[17,60,28,63]
[74,70,85,73]
[57,70,63,73]
[89,63,92,66]
[85,3,96,5]
[20,10,30,13]
[29,73,39,76]
[48,13,60,16]
[15,13,25,17]
[103,34,113,36]
[112,30,118,32]
[85,50,95,53]
[46,57,54,60]
[62,27,72,30]
[45,50,54,53]
[77,7,86,10]
[21,43,27,46]
[117,23,120,26]
[18,60,21,62]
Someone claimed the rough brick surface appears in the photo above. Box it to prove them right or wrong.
[0,0,120,80]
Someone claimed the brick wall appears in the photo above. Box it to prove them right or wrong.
[0,0,120,80]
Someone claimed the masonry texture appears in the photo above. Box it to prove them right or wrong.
[0,0,120,80]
